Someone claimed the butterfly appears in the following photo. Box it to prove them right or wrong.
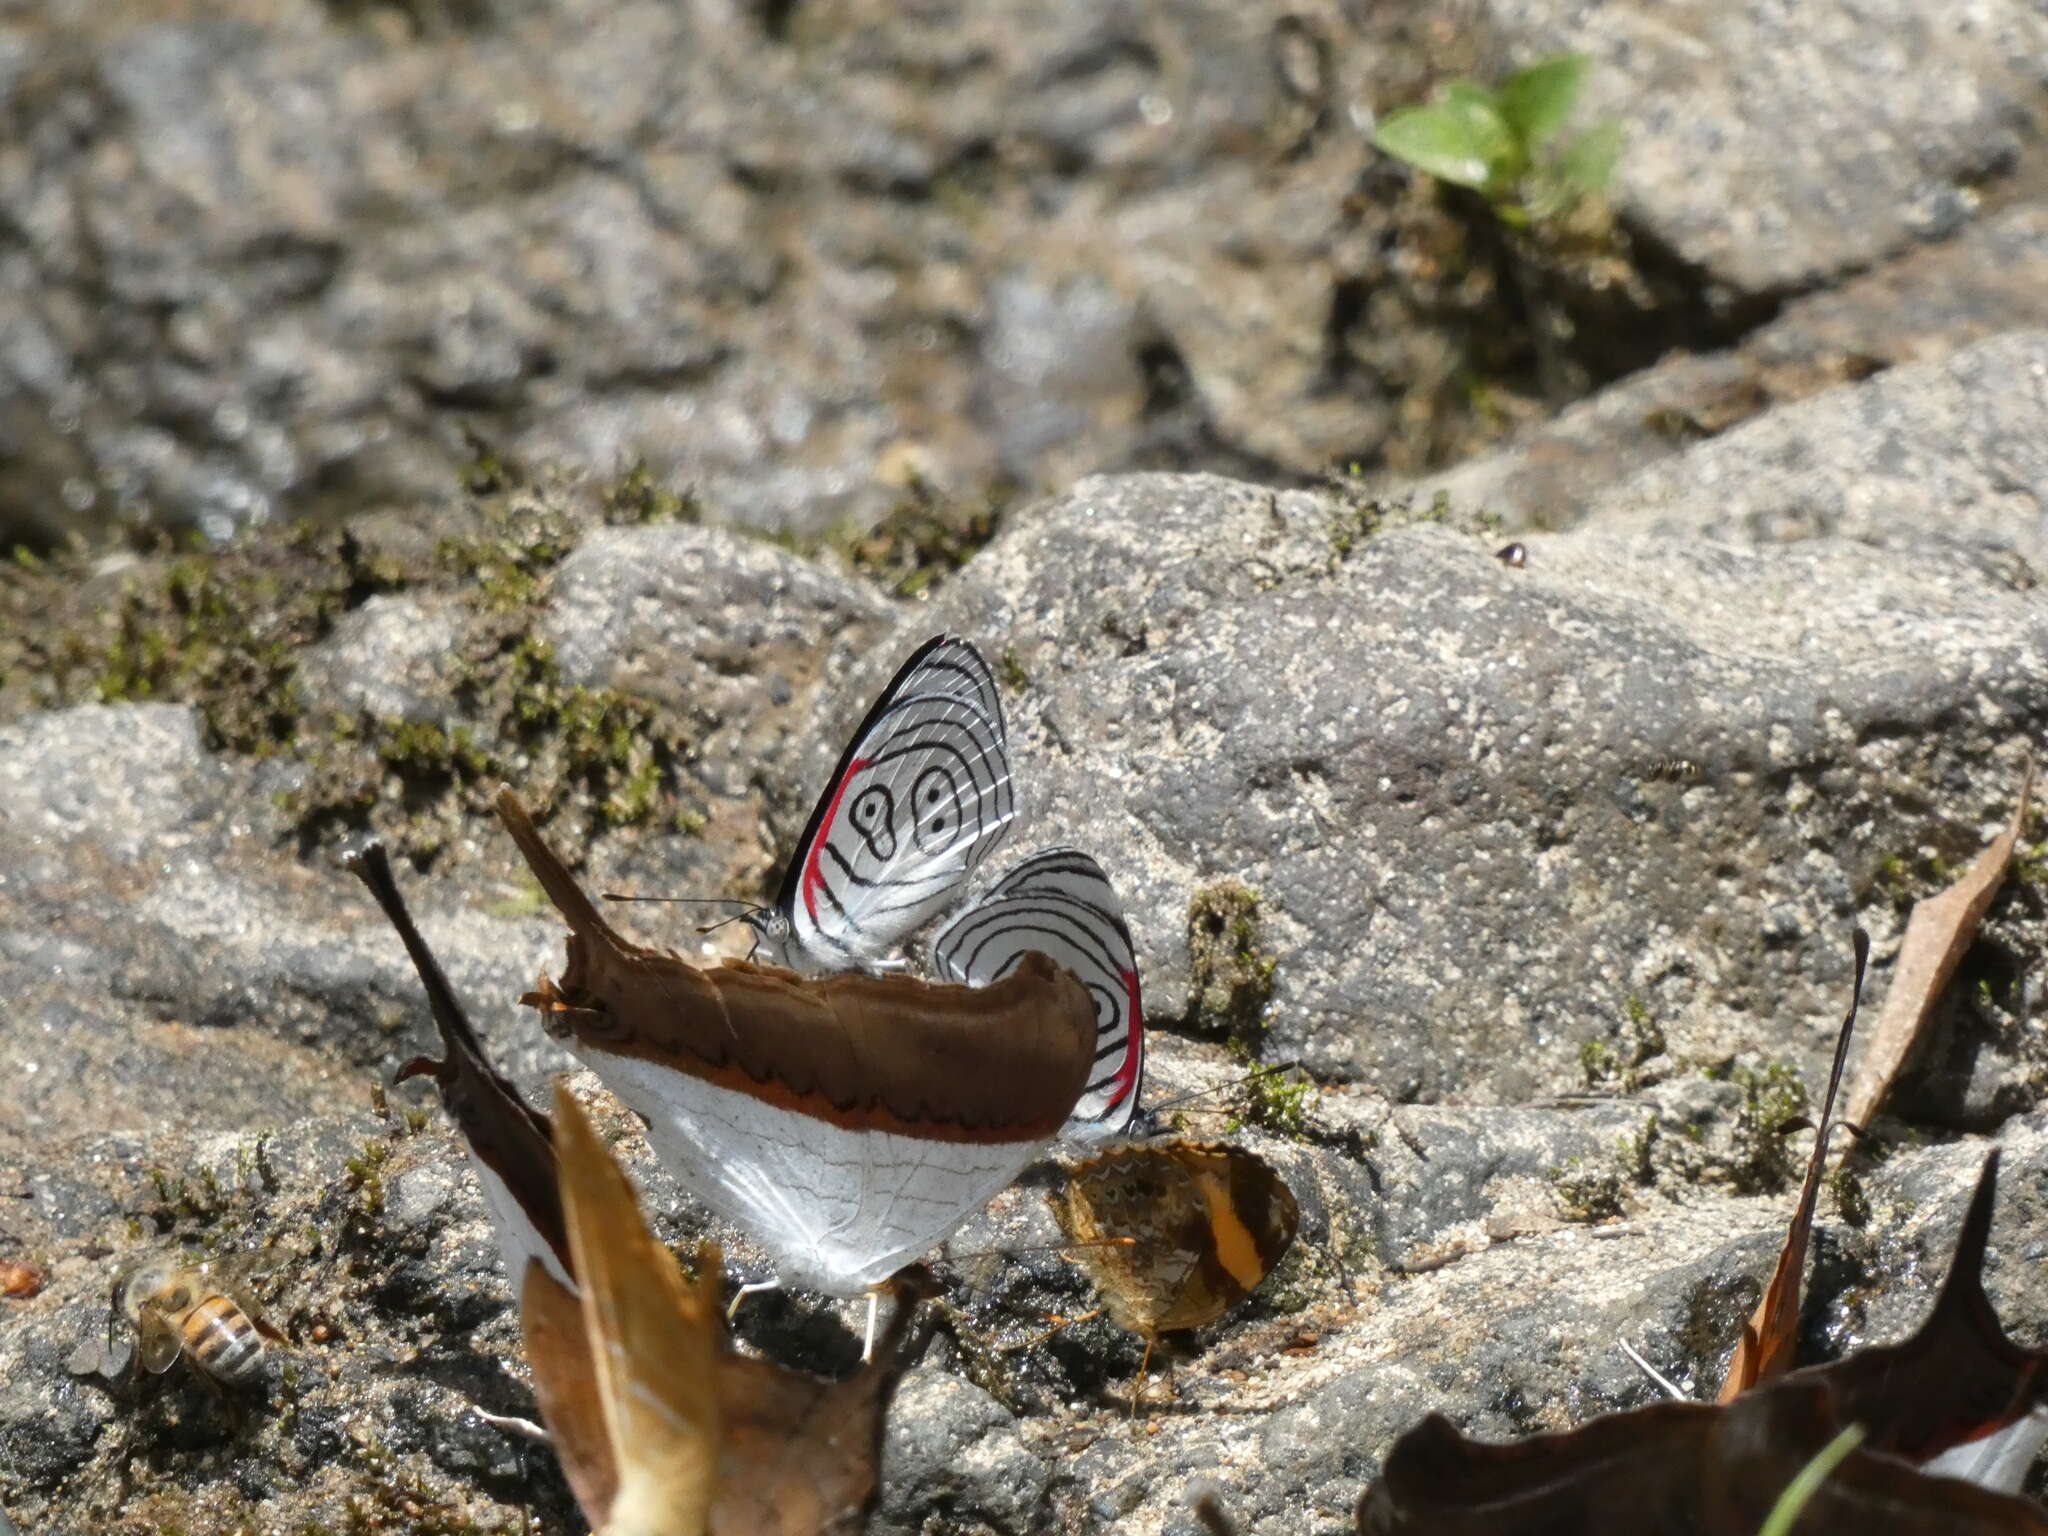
[522,1081,922,1536]
[931,846,1145,1142]
[345,840,571,1294]
[499,786,1097,1357]
[1052,1139,1299,1404]
[745,635,1014,974]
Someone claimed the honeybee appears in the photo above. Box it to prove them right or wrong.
[113,1252,284,1389]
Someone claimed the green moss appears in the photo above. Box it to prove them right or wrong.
[1549,1114,1656,1222]
[1580,996,1667,1092]
[145,1160,235,1230]
[835,476,1009,598]
[1826,1160,1871,1229]
[1869,845,1962,910]
[433,490,578,612]
[1549,1154,1627,1222]
[1229,1068,1313,1139]
[1321,487,1501,563]
[1729,1059,1810,1194]
[0,522,408,756]
[344,1138,392,1219]
[998,644,1029,694]
[602,460,701,526]
[1184,879,1279,1045]
[282,617,690,862]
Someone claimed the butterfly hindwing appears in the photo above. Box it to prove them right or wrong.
[932,847,1144,1141]
[774,635,1013,971]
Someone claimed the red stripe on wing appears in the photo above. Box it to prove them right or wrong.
[1100,967,1144,1107]
[800,757,873,924]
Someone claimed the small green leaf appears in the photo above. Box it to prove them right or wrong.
[1554,117,1624,198]
[1497,53,1589,151]
[1440,85,1522,187]
[1373,101,1500,190]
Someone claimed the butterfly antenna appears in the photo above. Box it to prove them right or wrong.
[1142,1061,1308,1119]
[600,893,756,907]
[696,909,760,938]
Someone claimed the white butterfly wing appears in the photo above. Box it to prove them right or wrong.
[777,635,1014,970]
[932,847,1144,1141]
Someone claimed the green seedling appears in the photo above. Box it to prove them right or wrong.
[1372,54,1621,227]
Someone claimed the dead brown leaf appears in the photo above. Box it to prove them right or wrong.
[0,1258,42,1299]
[1717,930,1867,1402]
[1843,763,2035,1130]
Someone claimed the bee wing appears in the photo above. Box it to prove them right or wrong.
[199,1251,268,1288]
[206,1253,288,1342]
[135,1308,182,1374]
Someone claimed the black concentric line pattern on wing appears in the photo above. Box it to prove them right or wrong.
[932,846,1142,1138]
[781,635,1014,967]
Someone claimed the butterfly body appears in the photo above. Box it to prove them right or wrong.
[746,636,1014,974]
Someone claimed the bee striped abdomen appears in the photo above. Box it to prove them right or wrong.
[185,1296,265,1385]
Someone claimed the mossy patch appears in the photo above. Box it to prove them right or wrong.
[835,475,1009,599]
[1320,483,1505,565]
[1184,879,1279,1045]
[1549,1154,1628,1223]
[1,524,405,754]
[0,464,704,866]
[1229,1067,1314,1139]
[1579,994,1668,1093]
[1727,1059,1810,1195]
[1549,1115,1656,1223]
[281,622,691,862]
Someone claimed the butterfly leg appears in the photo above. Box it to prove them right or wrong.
[471,1405,552,1444]
[860,1287,890,1364]
[726,1277,780,1323]
[1001,1308,1102,1353]
[1128,1336,1159,1420]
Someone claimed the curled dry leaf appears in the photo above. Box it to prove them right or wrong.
[1717,930,1867,1401]
[1844,762,2035,1130]
[1357,1378,2048,1535]
[1359,1153,2048,1533]
[524,1081,924,1536]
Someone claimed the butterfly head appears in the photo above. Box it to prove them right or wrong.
[740,907,794,969]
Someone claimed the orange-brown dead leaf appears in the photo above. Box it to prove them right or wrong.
[520,1260,622,1528]
[522,1081,921,1536]
[1843,763,2034,1130]
[546,1083,722,1536]
[1717,931,1868,1402]
[0,1258,43,1299]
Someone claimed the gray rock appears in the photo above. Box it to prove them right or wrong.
[1478,0,2048,294]
[874,470,2048,1099]
[0,703,218,860]
[874,1370,1053,1536]
[295,595,463,724]
[5,457,2048,1529]
[543,524,895,800]
[0,0,1472,546]
[1574,330,2048,569]
[1422,210,2048,532]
